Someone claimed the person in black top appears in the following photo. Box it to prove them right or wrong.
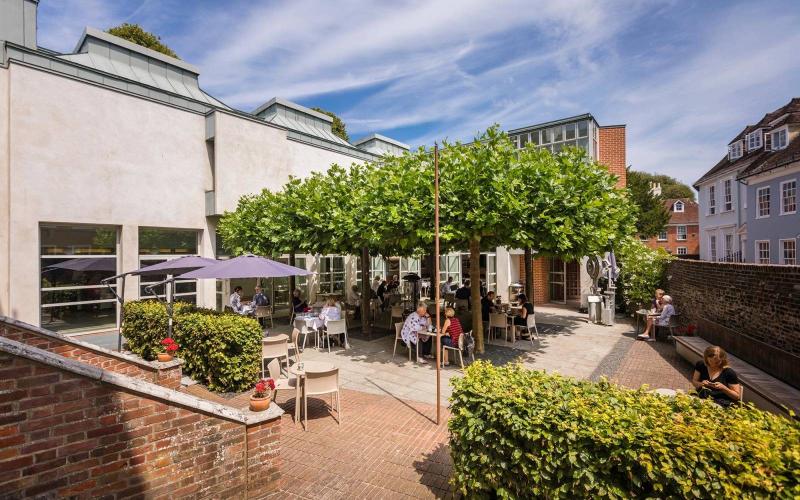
[377,280,388,310]
[455,280,471,300]
[481,291,496,323]
[512,294,534,338]
[691,345,741,407]
[291,288,307,313]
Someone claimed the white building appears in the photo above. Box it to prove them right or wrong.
[0,0,627,335]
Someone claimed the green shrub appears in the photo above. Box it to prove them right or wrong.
[616,237,674,314]
[123,300,262,392]
[449,362,800,499]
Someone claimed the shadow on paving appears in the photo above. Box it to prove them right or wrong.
[413,442,456,499]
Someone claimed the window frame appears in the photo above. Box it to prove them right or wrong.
[723,179,733,212]
[771,126,788,151]
[657,230,668,241]
[746,129,762,151]
[780,179,797,215]
[756,186,771,219]
[676,247,688,256]
[780,239,796,265]
[708,185,716,215]
[709,235,717,262]
[755,240,770,264]
[728,140,743,160]
[673,201,684,213]
[676,225,687,241]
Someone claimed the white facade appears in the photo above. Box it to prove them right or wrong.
[696,172,747,261]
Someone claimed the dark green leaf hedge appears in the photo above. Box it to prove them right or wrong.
[449,362,800,499]
[123,300,262,392]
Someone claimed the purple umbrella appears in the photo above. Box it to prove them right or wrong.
[134,255,219,276]
[44,257,117,272]
[180,254,313,279]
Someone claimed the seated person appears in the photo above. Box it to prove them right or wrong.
[387,275,400,292]
[455,280,471,300]
[400,302,432,361]
[440,276,455,297]
[252,285,270,307]
[371,275,382,293]
[638,295,675,341]
[314,297,341,329]
[377,280,388,310]
[229,286,251,315]
[691,345,741,407]
[481,291,496,323]
[291,288,308,313]
[512,293,534,336]
[440,307,463,366]
[651,289,665,312]
[347,284,361,319]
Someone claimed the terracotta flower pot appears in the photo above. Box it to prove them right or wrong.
[157,353,173,362]
[249,395,271,412]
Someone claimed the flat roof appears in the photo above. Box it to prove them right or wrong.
[507,113,598,135]
[352,133,410,150]
[251,97,333,122]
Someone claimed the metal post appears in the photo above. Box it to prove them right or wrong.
[434,143,441,425]
[118,275,125,352]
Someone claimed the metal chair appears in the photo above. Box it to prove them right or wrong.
[489,312,511,343]
[262,336,290,376]
[517,313,539,346]
[303,367,341,431]
[267,358,300,422]
[322,319,348,352]
[442,330,471,369]
[254,305,274,329]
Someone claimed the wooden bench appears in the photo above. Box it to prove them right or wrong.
[675,336,800,418]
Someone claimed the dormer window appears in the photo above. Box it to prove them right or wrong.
[728,140,743,160]
[673,201,684,212]
[747,130,762,150]
[771,127,788,150]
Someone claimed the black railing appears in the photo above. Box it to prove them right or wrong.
[718,251,744,263]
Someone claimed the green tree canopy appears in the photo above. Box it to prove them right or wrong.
[629,170,696,200]
[106,23,179,59]
[311,107,350,142]
[627,169,671,237]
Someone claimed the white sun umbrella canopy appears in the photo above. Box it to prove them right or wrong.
[179,254,313,279]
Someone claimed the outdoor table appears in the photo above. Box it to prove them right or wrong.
[289,361,336,422]
[635,309,660,334]
[294,314,320,349]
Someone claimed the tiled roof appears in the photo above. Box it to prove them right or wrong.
[695,98,800,186]
[738,136,800,180]
[663,198,698,225]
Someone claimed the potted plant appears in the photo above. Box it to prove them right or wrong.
[158,337,179,362]
[249,378,276,412]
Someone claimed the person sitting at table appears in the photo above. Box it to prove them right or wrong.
[440,276,454,297]
[372,275,382,293]
[481,291,496,323]
[512,293,534,338]
[251,285,270,325]
[652,289,665,312]
[401,302,433,361]
[455,279,471,308]
[387,275,400,292]
[691,345,741,407]
[229,286,251,315]
[638,294,675,342]
[291,288,308,313]
[440,307,464,366]
[377,280,388,310]
[347,284,361,319]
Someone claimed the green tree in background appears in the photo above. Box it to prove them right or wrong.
[312,107,350,142]
[628,169,671,238]
[106,23,179,59]
[629,170,696,200]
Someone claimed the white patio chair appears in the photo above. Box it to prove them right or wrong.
[442,330,472,369]
[392,321,418,362]
[267,358,300,422]
[254,305,273,329]
[322,319,348,352]
[517,313,539,346]
[489,312,511,343]
[288,327,302,363]
[262,336,289,376]
[303,367,341,431]
[389,305,404,329]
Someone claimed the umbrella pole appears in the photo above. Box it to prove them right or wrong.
[434,143,441,426]
[167,274,173,339]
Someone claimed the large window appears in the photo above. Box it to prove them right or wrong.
[728,141,743,160]
[485,253,497,294]
[781,180,796,215]
[747,130,762,150]
[439,254,461,286]
[781,240,796,265]
[356,255,387,288]
[516,120,593,157]
[724,234,733,258]
[757,186,770,218]
[724,179,733,211]
[708,185,716,215]
[709,235,717,262]
[676,226,687,241]
[40,224,118,334]
[756,240,770,264]
[771,127,788,150]
[138,228,199,303]
[318,255,345,294]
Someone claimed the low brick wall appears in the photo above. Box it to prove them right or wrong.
[0,336,282,498]
[0,316,182,389]
[667,259,800,387]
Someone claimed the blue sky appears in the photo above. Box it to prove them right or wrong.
[37,0,800,186]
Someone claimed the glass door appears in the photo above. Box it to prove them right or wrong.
[549,258,566,304]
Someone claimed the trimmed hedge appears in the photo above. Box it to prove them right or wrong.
[123,300,262,392]
[449,362,800,499]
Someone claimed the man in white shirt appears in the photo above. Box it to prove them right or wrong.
[229,286,251,315]
[440,276,454,297]
[371,275,382,293]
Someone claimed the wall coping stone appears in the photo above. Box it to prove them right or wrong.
[0,315,182,369]
[0,335,283,424]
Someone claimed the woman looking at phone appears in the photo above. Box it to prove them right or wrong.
[691,345,742,407]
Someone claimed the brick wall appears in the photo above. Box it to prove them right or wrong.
[598,125,626,188]
[643,223,700,257]
[668,259,800,386]
[518,256,549,305]
[0,317,182,389]
[0,337,282,498]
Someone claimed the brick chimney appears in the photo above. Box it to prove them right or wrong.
[650,182,662,196]
[0,0,38,50]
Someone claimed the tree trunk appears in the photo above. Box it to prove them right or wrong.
[288,251,296,296]
[524,248,533,302]
[470,237,484,353]
[360,247,372,339]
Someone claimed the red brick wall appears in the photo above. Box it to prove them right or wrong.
[598,126,626,188]
[0,352,281,498]
[643,224,700,256]
[0,322,182,389]
[667,259,800,387]
[518,256,549,305]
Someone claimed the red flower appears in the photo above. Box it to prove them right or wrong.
[254,378,275,397]
[166,343,179,353]
[161,338,175,346]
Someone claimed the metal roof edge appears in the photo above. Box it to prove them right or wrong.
[251,97,333,122]
[353,133,410,150]
[74,27,200,74]
[507,113,596,134]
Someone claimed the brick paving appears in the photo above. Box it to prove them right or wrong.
[611,337,694,392]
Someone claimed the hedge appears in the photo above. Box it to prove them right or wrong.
[449,362,800,499]
[123,300,262,392]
